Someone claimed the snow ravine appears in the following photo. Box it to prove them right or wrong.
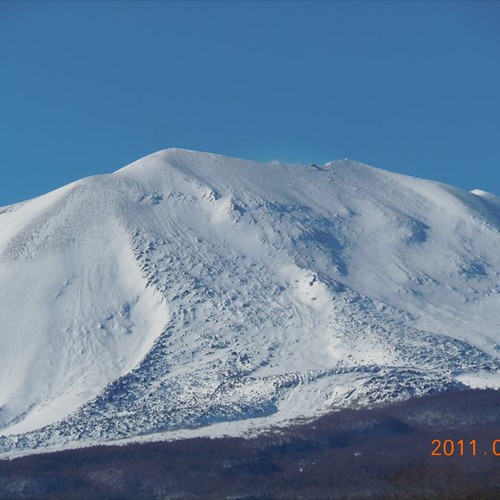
[0,149,499,456]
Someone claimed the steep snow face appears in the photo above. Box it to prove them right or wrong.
[0,179,169,435]
[0,148,499,455]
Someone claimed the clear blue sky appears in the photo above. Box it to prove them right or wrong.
[1,0,499,205]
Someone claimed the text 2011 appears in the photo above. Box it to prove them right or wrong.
[431,439,500,457]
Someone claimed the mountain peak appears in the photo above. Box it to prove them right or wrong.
[0,150,499,456]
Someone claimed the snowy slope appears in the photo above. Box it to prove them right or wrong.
[0,148,499,455]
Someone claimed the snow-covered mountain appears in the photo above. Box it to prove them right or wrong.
[0,148,499,455]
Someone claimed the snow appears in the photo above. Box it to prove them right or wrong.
[0,148,499,456]
[456,371,500,389]
[0,179,169,436]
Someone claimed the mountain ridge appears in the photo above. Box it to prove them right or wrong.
[0,148,499,456]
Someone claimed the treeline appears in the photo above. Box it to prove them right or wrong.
[0,388,499,499]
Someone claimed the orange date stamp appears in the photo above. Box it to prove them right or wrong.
[431,439,500,457]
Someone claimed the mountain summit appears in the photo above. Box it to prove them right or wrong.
[1,149,499,455]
